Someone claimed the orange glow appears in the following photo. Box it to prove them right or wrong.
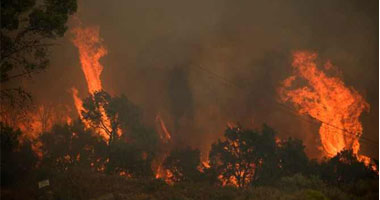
[279,51,370,161]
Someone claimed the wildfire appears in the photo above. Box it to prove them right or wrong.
[278,51,370,160]
[71,25,114,141]
[153,114,173,182]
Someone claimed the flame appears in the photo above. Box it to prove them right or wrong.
[71,24,116,141]
[155,164,174,184]
[278,51,370,160]
[71,26,106,94]
[71,88,85,121]
[155,115,172,143]
[202,161,210,169]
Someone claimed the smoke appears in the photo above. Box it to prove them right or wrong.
[17,0,378,159]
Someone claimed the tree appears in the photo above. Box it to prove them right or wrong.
[208,124,278,188]
[251,125,279,186]
[163,147,203,182]
[1,0,77,106]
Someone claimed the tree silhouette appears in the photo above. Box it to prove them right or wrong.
[1,123,37,186]
[209,125,278,188]
[277,137,309,177]
[1,0,77,107]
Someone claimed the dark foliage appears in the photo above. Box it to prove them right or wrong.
[0,123,37,187]
[39,120,107,173]
[163,147,204,182]
[1,0,77,108]
[320,149,378,185]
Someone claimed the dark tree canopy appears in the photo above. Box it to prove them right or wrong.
[0,123,37,186]
[277,137,309,177]
[1,0,77,107]
[163,147,203,183]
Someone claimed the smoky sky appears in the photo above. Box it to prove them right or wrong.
[21,0,378,159]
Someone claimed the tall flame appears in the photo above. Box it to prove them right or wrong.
[278,51,370,158]
[72,26,106,94]
[71,25,113,141]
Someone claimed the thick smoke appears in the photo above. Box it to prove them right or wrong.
[19,0,378,159]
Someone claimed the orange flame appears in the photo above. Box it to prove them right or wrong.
[155,163,174,184]
[72,26,106,94]
[202,161,210,169]
[279,51,370,159]
[71,88,85,121]
[71,25,115,141]
[155,115,172,143]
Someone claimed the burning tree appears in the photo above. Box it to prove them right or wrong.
[81,90,159,175]
[81,91,121,146]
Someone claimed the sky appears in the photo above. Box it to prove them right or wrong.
[21,0,378,159]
